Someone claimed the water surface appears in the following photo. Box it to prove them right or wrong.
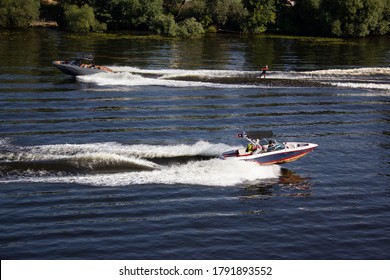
[0,30,389,259]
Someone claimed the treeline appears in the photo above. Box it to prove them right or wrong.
[1,0,390,37]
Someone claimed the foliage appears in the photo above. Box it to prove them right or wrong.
[64,4,106,32]
[102,0,142,29]
[163,0,186,16]
[177,17,205,37]
[209,0,248,28]
[283,0,390,37]
[183,0,207,20]
[322,0,390,37]
[3,0,390,37]
[148,12,177,36]
[243,0,276,33]
[0,0,40,28]
[138,0,165,28]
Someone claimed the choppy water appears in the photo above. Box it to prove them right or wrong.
[0,30,389,259]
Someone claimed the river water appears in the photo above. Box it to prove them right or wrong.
[0,30,389,259]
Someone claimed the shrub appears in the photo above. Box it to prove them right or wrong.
[64,4,106,32]
[0,0,40,28]
[148,13,177,36]
[177,17,205,37]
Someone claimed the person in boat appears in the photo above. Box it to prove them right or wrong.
[246,143,254,153]
[96,65,113,72]
[266,139,284,152]
[246,142,263,154]
[267,139,275,151]
[260,65,268,78]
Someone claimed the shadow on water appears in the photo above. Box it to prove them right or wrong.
[241,168,313,200]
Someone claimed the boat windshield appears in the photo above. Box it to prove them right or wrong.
[73,59,83,66]
[69,58,95,66]
[260,138,285,152]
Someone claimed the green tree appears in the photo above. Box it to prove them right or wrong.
[0,0,40,28]
[64,4,106,32]
[163,0,186,16]
[322,0,390,36]
[209,0,248,29]
[279,0,390,37]
[184,0,207,18]
[176,17,205,37]
[243,0,276,33]
[148,12,177,35]
[104,0,141,29]
[179,0,211,28]
[377,0,390,35]
[138,0,164,27]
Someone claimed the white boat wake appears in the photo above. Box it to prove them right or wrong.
[77,66,390,91]
[0,140,281,187]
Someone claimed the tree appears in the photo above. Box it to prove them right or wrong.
[209,0,248,29]
[243,0,276,33]
[64,4,106,32]
[279,0,390,37]
[148,12,177,36]
[163,0,186,16]
[376,0,390,35]
[0,0,40,28]
[104,0,142,29]
[138,0,165,28]
[177,17,204,37]
[322,0,390,37]
[185,0,207,19]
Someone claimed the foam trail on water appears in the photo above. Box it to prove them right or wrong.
[77,71,260,89]
[1,141,230,161]
[110,66,257,78]
[301,67,390,76]
[0,140,241,174]
[2,159,281,187]
[78,66,390,90]
[329,82,390,90]
[68,152,160,170]
[0,139,281,187]
[116,141,233,158]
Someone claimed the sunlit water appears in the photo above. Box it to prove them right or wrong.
[0,30,389,259]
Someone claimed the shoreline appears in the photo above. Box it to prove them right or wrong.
[29,21,58,28]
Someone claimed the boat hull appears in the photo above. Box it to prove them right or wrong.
[222,142,318,165]
[52,61,111,76]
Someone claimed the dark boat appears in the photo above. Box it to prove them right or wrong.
[52,57,113,76]
[221,131,318,165]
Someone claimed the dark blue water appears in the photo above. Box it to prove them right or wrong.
[0,30,389,259]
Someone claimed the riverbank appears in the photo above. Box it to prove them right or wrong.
[2,1,390,37]
[30,21,58,28]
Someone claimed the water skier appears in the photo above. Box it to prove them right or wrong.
[260,65,268,78]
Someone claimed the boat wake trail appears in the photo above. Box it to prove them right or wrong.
[77,66,390,91]
[78,68,261,89]
[0,139,280,187]
[290,67,390,90]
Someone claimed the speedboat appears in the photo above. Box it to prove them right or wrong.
[52,57,113,76]
[221,131,318,165]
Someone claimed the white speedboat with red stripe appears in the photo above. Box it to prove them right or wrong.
[221,131,318,165]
